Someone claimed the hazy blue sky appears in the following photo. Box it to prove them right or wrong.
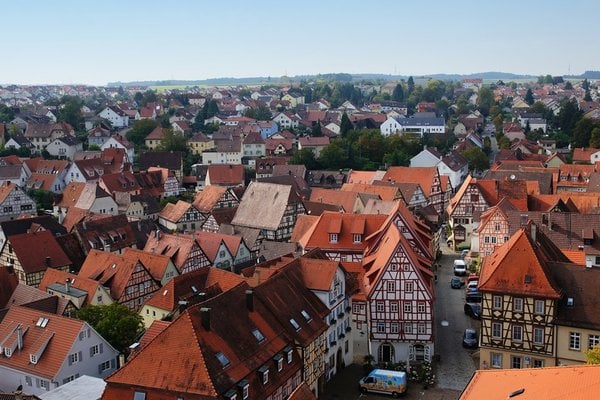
[3,0,600,85]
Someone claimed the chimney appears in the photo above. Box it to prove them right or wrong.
[200,307,211,330]
[246,290,254,312]
[65,278,71,293]
[45,256,51,267]
[155,229,161,240]
[530,223,537,242]
[197,292,206,302]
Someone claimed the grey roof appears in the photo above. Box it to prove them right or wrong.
[0,165,22,179]
[232,181,293,231]
[441,152,468,172]
[47,283,87,298]
[39,375,106,400]
[57,135,82,146]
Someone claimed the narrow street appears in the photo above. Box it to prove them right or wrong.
[434,245,478,391]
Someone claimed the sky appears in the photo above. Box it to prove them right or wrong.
[2,0,600,85]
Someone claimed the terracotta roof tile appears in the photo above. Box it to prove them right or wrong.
[158,200,192,223]
[143,232,201,271]
[206,164,244,186]
[382,166,438,197]
[192,185,228,213]
[9,230,71,273]
[309,188,358,212]
[38,268,103,306]
[341,183,401,201]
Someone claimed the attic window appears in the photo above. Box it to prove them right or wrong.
[300,310,311,322]
[215,352,230,368]
[567,297,574,307]
[524,275,532,284]
[191,286,198,293]
[224,389,237,400]
[252,328,265,343]
[30,354,38,364]
[329,233,338,244]
[258,365,269,384]
[289,318,300,331]
[35,317,49,328]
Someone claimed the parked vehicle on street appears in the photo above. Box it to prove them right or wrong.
[462,328,479,348]
[461,249,469,259]
[359,369,407,397]
[466,280,478,292]
[465,291,482,303]
[464,303,482,319]
[451,277,464,289]
[453,260,467,276]
[466,275,479,283]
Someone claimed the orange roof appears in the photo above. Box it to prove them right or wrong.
[340,183,400,201]
[299,212,388,252]
[0,182,17,204]
[309,187,357,212]
[143,232,199,271]
[290,214,319,243]
[207,164,244,185]
[382,166,438,196]
[440,175,451,192]
[9,230,72,273]
[124,248,172,282]
[479,228,561,298]
[561,250,586,266]
[158,200,192,223]
[138,320,170,349]
[0,305,88,379]
[295,258,340,292]
[38,268,103,306]
[572,147,599,162]
[57,182,87,208]
[195,231,243,260]
[347,170,384,184]
[460,365,600,400]
[192,185,228,213]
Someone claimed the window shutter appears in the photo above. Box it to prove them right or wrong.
[110,358,116,368]
[78,351,82,361]
[98,364,102,374]
[90,347,94,357]
[87,328,91,338]
[100,343,103,353]
[68,356,72,366]
[36,378,40,388]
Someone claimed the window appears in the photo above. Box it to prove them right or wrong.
[376,301,385,312]
[40,380,50,391]
[69,352,80,364]
[512,325,523,342]
[353,304,361,313]
[252,328,265,343]
[513,298,523,312]
[484,236,490,243]
[404,323,413,334]
[329,233,338,243]
[241,383,249,400]
[216,352,230,368]
[511,356,522,369]
[30,354,38,364]
[570,332,581,350]
[386,281,396,292]
[492,322,502,338]
[417,323,426,334]
[289,318,300,331]
[494,223,501,231]
[25,376,32,386]
[533,359,544,368]
[353,234,361,243]
[533,327,544,344]
[491,353,502,368]
[277,356,283,372]
[417,302,426,313]
[390,302,398,313]
[493,295,502,310]
[404,281,414,292]
[133,391,147,400]
[260,367,269,384]
[589,335,600,350]
[376,322,385,333]
[99,360,111,371]
[286,347,293,363]
[403,302,412,313]
[90,344,100,356]
[534,300,544,315]
[390,323,399,333]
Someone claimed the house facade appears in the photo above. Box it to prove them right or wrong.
[0,183,36,222]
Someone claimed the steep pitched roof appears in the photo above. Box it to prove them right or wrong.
[0,305,87,379]
[9,230,72,273]
[143,232,200,271]
[206,164,244,186]
[158,200,193,223]
[340,183,401,201]
[38,268,104,306]
[309,187,358,213]
[192,185,228,213]
[382,166,438,197]
[479,227,562,298]
[461,365,600,400]
[124,248,173,282]
[232,181,295,231]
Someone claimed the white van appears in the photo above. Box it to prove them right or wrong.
[453,260,467,276]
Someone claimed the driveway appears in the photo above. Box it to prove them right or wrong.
[434,246,478,391]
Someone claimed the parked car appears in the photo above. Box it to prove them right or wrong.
[453,260,467,276]
[466,275,479,283]
[460,249,469,259]
[462,328,478,348]
[466,291,482,303]
[466,280,478,292]
[464,303,481,319]
[451,277,464,289]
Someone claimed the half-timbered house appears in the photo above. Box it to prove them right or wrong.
[382,166,444,214]
[143,231,212,274]
[0,182,37,221]
[158,200,206,232]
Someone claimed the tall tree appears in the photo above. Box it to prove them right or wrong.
[590,127,600,148]
[391,83,405,102]
[289,148,319,170]
[564,81,573,90]
[311,122,322,137]
[476,87,495,116]
[586,345,600,364]
[77,303,144,354]
[126,119,157,146]
[58,96,84,129]
[461,147,490,172]
[524,88,534,105]
[157,129,188,152]
[407,76,415,95]
[340,112,353,136]
[557,98,583,133]
[0,104,15,123]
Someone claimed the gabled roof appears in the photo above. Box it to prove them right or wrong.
[143,231,200,271]
[340,183,401,201]
[309,187,358,213]
[382,166,439,197]
[347,170,386,184]
[207,164,244,186]
[460,365,600,400]
[195,230,245,260]
[478,226,562,298]
[8,230,72,273]
[192,185,228,213]
[38,268,104,306]
[232,181,296,231]
[139,151,183,171]
[124,248,173,282]
[0,305,88,379]
[158,200,193,223]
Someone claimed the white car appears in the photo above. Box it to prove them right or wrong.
[453,260,467,276]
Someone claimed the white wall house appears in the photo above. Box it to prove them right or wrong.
[98,107,129,128]
[381,116,445,136]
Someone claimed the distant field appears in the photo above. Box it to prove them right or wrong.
[149,85,206,92]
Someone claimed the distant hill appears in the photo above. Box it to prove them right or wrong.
[109,71,590,87]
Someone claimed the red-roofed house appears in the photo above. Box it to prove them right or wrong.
[205,164,245,188]
[382,166,444,213]
[0,182,37,221]
[0,305,119,396]
[38,268,114,309]
[298,136,330,158]
[158,200,205,232]
[143,231,211,274]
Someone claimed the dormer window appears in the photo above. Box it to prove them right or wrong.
[224,389,237,400]
[216,352,230,368]
[289,318,300,331]
[329,233,338,243]
[285,345,293,363]
[258,365,269,384]
[300,310,311,322]
[353,234,362,243]
[252,328,265,343]
[237,380,249,400]
[30,354,38,364]
[274,354,283,372]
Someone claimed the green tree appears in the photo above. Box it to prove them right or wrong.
[556,98,582,133]
[573,118,600,148]
[340,112,353,137]
[590,127,600,148]
[238,89,251,99]
[133,92,143,104]
[157,129,187,152]
[461,147,490,172]
[584,89,592,102]
[524,88,534,105]
[407,76,415,95]
[476,87,495,116]
[28,189,55,210]
[0,104,15,123]
[391,83,404,102]
[586,345,600,364]
[543,74,554,84]
[289,148,319,170]
[311,122,322,137]
[318,140,349,170]
[126,119,158,146]
[77,303,144,354]
[58,96,84,129]
[564,81,573,90]
[354,130,386,164]
[141,90,157,107]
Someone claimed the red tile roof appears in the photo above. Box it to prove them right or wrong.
[38,268,104,306]
[382,166,438,197]
[9,230,72,273]
[207,164,244,186]
[158,200,193,223]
